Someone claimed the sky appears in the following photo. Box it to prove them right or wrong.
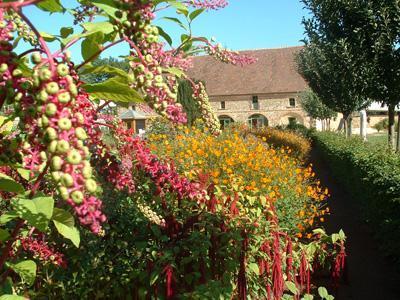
[19,0,308,62]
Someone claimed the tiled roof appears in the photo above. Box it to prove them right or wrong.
[120,109,148,120]
[186,46,308,96]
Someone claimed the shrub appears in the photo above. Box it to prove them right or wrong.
[312,131,400,266]
[249,127,312,159]
[148,126,327,236]
[372,118,399,133]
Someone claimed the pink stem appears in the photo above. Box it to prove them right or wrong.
[0,0,41,9]
[17,9,55,73]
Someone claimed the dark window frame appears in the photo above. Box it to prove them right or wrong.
[252,96,259,110]
[289,98,296,107]
[220,101,226,110]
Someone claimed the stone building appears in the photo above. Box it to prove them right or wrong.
[187,46,311,128]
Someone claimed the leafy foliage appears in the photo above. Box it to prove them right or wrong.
[312,131,400,266]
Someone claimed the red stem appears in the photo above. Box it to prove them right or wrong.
[96,101,111,112]
[16,9,55,73]
[0,0,41,9]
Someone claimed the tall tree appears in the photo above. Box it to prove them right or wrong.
[297,42,369,137]
[300,89,337,130]
[177,79,202,125]
[301,0,400,147]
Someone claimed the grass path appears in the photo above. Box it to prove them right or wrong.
[309,147,400,300]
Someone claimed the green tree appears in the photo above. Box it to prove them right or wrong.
[300,89,337,131]
[177,79,202,125]
[296,42,369,137]
[301,0,400,147]
[80,57,130,84]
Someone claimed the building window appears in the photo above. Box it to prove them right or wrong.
[248,114,268,129]
[219,115,234,129]
[220,101,226,110]
[252,96,259,110]
[288,117,297,126]
[289,98,296,107]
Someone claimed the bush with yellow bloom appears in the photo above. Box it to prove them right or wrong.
[148,125,328,236]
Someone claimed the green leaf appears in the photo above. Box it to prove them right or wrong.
[156,26,173,46]
[82,22,114,35]
[318,287,329,299]
[0,173,24,194]
[52,208,74,227]
[17,169,30,181]
[0,212,18,224]
[0,295,27,300]
[0,229,10,242]
[91,0,124,21]
[40,32,58,43]
[80,64,129,79]
[81,31,104,62]
[52,208,79,247]
[248,263,259,275]
[162,17,188,31]
[53,221,80,247]
[301,294,314,300]
[8,260,36,286]
[149,272,159,286]
[285,281,298,295]
[165,67,185,78]
[36,0,64,13]
[60,27,74,39]
[339,229,346,240]
[83,77,143,104]
[189,8,205,21]
[12,196,54,232]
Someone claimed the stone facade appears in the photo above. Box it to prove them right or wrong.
[210,92,311,128]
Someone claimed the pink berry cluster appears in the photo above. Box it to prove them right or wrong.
[117,0,188,124]
[21,236,67,268]
[204,43,257,66]
[192,82,221,133]
[4,10,37,46]
[27,57,106,233]
[185,0,228,10]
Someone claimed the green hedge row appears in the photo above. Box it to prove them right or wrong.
[312,132,400,266]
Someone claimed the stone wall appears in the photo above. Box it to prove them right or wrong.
[209,92,311,127]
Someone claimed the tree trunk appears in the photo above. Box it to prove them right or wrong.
[360,109,367,141]
[338,117,346,134]
[346,115,352,138]
[388,104,396,149]
[396,111,400,152]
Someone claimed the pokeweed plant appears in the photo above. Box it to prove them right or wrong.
[0,0,343,299]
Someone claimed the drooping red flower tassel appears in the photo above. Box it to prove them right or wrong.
[286,236,293,282]
[299,251,310,294]
[164,265,175,299]
[331,241,346,287]
[272,232,284,299]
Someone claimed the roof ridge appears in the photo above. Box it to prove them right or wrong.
[191,45,304,58]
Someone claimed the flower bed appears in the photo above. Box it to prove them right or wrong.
[249,127,312,160]
[312,131,400,265]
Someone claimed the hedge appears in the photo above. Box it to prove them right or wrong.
[312,132,400,266]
